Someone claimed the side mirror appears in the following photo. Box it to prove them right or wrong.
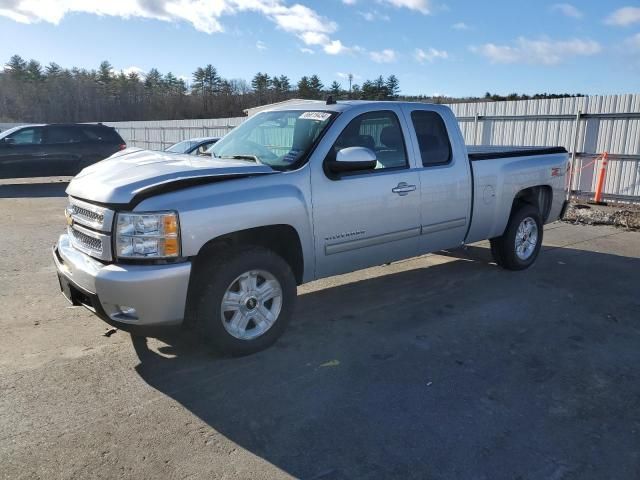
[328,147,377,173]
[0,137,15,146]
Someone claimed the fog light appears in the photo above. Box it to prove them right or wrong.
[114,305,138,320]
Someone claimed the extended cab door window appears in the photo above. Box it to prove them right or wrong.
[410,110,452,167]
[327,110,408,172]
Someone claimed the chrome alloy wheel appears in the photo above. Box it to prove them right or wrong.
[515,217,539,260]
[220,270,283,340]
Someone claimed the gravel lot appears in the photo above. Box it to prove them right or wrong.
[1,179,640,480]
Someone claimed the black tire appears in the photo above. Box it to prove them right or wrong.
[489,203,543,271]
[192,246,296,356]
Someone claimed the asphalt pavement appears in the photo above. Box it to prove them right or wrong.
[1,179,639,480]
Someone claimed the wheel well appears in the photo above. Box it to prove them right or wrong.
[194,225,305,285]
[511,186,552,222]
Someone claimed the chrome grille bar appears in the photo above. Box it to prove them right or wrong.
[67,197,114,232]
[68,223,112,261]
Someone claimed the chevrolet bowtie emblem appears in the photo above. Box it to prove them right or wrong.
[65,207,73,226]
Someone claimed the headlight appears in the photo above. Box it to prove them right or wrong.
[115,211,180,259]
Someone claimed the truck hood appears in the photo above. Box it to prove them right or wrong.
[66,148,277,205]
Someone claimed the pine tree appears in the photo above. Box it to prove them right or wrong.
[251,72,271,103]
[385,75,399,99]
[5,54,27,77]
[329,81,342,97]
[191,67,206,96]
[297,76,311,99]
[25,60,43,82]
[202,64,221,95]
[308,75,324,99]
[97,61,113,85]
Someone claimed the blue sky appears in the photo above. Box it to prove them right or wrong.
[1,1,639,96]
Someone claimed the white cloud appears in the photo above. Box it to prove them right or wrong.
[300,31,330,46]
[359,10,390,21]
[605,6,640,26]
[324,39,349,55]
[471,37,602,65]
[551,3,583,19]
[452,22,469,30]
[380,0,431,14]
[414,47,448,63]
[342,0,430,14]
[256,40,267,50]
[369,48,397,63]
[299,47,315,54]
[0,0,354,56]
[122,66,145,76]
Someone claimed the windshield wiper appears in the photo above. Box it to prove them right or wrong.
[218,155,261,163]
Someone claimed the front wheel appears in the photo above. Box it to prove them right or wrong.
[490,204,543,271]
[192,246,296,355]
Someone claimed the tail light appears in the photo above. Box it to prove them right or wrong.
[119,144,126,150]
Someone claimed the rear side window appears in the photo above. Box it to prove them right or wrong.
[45,126,87,144]
[329,110,408,170]
[410,111,452,167]
[82,126,123,143]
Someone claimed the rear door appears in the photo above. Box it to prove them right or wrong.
[80,125,124,164]
[401,105,472,253]
[0,127,46,178]
[42,125,87,176]
[311,108,422,278]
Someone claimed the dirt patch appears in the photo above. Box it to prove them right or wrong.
[563,202,640,230]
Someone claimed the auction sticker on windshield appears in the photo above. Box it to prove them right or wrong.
[299,111,332,121]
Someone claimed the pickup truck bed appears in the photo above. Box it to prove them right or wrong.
[467,145,567,160]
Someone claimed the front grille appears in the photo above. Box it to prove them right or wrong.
[67,223,112,261]
[67,197,114,232]
[69,227,103,253]
[72,205,104,225]
[66,197,114,261]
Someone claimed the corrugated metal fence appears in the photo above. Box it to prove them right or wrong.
[449,95,640,202]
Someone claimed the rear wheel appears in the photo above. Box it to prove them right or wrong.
[192,246,296,355]
[490,203,543,271]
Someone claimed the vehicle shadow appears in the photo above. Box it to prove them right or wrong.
[0,181,69,198]
[131,245,640,479]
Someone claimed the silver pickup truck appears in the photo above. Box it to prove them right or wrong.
[54,100,568,355]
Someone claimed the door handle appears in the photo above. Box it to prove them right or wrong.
[33,153,48,158]
[392,182,417,196]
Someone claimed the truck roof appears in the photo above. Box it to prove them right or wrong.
[265,100,442,113]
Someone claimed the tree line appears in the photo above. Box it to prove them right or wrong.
[0,54,585,123]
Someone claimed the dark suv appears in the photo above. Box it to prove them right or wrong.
[0,123,126,179]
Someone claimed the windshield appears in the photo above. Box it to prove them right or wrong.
[165,140,195,153]
[0,126,24,140]
[208,110,335,170]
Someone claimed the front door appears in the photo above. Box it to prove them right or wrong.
[311,108,422,279]
[0,126,45,179]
